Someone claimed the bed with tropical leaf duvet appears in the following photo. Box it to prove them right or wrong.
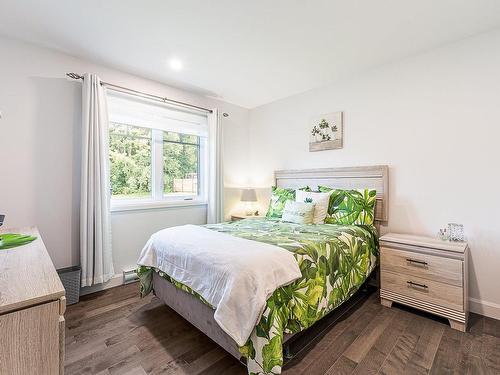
[137,214,378,375]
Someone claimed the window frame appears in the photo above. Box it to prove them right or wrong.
[109,122,208,212]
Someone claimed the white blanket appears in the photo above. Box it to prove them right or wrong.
[137,224,301,346]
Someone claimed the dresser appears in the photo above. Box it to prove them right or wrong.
[0,227,66,375]
[379,233,468,332]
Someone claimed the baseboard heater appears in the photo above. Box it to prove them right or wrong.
[123,267,139,284]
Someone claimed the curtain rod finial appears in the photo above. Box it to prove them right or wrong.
[66,72,84,80]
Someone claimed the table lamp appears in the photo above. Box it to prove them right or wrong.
[241,188,258,216]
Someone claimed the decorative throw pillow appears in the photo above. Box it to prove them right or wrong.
[281,200,315,224]
[318,186,377,225]
[295,190,332,224]
[265,186,308,218]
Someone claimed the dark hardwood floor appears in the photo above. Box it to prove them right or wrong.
[65,283,500,375]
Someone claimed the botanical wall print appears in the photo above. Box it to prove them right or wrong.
[309,111,343,152]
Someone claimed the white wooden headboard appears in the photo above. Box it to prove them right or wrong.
[275,165,389,223]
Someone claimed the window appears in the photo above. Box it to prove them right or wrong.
[107,92,208,210]
[109,123,152,200]
[163,132,200,197]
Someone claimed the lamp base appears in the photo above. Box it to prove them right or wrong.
[244,202,255,216]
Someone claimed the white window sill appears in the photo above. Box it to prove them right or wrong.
[111,199,208,213]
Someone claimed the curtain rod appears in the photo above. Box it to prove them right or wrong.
[66,72,214,114]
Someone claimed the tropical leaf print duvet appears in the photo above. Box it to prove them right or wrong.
[138,218,378,375]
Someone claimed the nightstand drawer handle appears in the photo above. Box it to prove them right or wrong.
[407,281,428,289]
[406,258,428,266]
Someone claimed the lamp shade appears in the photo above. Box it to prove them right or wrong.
[241,188,257,202]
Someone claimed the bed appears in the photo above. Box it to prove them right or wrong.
[137,165,389,375]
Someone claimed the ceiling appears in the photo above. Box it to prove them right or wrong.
[1,1,500,108]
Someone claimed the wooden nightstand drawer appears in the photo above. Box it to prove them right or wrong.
[381,271,463,312]
[381,247,462,287]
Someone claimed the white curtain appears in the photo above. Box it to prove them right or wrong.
[207,109,224,223]
[80,74,114,287]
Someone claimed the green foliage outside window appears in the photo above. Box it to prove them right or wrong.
[109,123,152,199]
[163,132,199,195]
[109,123,199,200]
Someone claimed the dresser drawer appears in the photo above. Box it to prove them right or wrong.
[381,247,463,287]
[381,271,463,311]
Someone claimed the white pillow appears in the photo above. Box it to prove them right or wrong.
[295,190,332,224]
[281,200,315,224]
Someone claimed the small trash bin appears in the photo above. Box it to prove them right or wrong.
[57,266,81,305]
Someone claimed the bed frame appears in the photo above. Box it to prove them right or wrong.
[152,165,389,363]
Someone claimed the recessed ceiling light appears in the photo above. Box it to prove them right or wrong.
[169,58,183,71]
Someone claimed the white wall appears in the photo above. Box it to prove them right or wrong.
[248,30,500,318]
[0,36,249,282]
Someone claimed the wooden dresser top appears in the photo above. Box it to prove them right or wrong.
[0,226,65,315]
[380,232,468,254]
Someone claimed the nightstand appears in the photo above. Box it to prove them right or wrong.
[230,214,265,221]
[379,233,469,332]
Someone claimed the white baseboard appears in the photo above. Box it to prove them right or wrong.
[469,297,500,320]
[80,274,126,296]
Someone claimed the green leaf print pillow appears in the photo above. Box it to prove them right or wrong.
[265,186,309,218]
[318,186,377,225]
